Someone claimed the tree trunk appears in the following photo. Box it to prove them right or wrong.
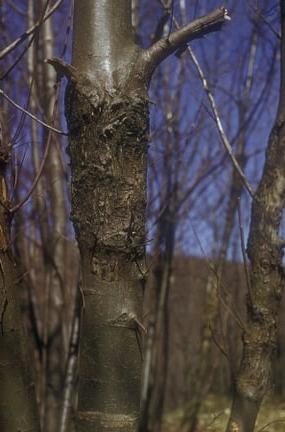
[41,11,67,431]
[49,3,229,431]
[67,3,147,430]
[226,2,285,431]
[0,114,40,431]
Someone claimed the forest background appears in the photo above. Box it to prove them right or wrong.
[0,1,285,432]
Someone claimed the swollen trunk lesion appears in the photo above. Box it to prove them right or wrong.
[65,79,148,431]
[56,2,230,430]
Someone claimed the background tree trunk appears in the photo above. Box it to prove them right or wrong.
[41,11,67,431]
[0,113,40,432]
[226,2,285,431]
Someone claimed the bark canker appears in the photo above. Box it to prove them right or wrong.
[56,3,230,430]
[65,79,148,430]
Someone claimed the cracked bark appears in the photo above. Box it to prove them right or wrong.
[50,1,229,430]
[226,2,285,431]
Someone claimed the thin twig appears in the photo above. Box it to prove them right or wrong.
[158,1,254,198]
[6,0,26,16]
[248,3,281,40]
[187,46,255,198]
[10,77,63,213]
[209,323,230,362]
[1,0,52,80]
[257,418,285,432]
[11,74,34,148]
[0,89,68,136]
[10,130,52,213]
[167,0,175,38]
[190,222,246,332]
[0,0,63,60]
[204,410,225,430]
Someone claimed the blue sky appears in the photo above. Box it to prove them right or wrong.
[0,0,282,261]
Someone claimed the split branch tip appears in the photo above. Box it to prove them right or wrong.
[223,8,231,21]
[142,5,231,81]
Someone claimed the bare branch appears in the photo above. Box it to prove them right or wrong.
[209,323,230,362]
[9,74,65,213]
[46,58,79,82]
[0,0,63,61]
[6,0,26,16]
[142,7,230,76]
[190,222,247,332]
[257,418,285,432]
[10,130,52,213]
[187,46,255,198]
[0,89,68,136]
[248,3,281,40]
[154,2,254,197]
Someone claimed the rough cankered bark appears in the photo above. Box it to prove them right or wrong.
[226,2,285,431]
[66,83,148,432]
[49,2,228,430]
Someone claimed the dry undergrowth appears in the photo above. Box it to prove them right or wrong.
[163,395,285,432]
